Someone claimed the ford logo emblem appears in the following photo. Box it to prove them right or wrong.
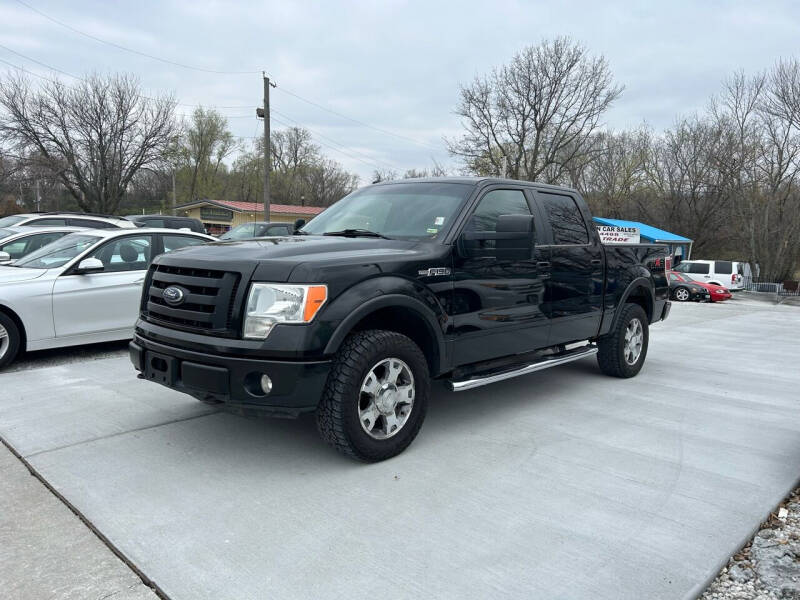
[163,285,186,306]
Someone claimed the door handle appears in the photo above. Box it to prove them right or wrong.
[590,259,602,266]
[537,261,551,269]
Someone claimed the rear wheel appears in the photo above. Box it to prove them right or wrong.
[673,287,690,302]
[597,303,649,378]
[316,330,430,462]
[0,312,22,370]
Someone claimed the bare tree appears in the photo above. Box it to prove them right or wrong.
[0,72,177,214]
[448,37,623,183]
[179,107,236,202]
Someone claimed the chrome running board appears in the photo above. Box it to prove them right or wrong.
[447,345,598,392]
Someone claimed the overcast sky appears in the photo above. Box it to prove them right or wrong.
[2,0,800,182]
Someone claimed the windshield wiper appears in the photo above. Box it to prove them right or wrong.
[322,229,389,239]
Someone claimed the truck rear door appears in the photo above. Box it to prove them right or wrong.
[533,190,604,346]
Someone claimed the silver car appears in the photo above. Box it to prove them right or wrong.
[0,228,214,368]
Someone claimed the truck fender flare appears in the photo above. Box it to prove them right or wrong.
[323,294,447,372]
[611,277,655,331]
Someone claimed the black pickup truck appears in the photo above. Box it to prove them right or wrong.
[130,178,670,461]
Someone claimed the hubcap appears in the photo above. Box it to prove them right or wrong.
[676,288,689,301]
[624,318,644,365]
[0,324,8,359]
[358,357,415,440]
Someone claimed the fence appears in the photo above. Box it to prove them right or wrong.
[742,277,800,296]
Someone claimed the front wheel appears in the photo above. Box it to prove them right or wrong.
[0,312,21,370]
[597,303,649,378]
[316,330,430,462]
[673,287,690,302]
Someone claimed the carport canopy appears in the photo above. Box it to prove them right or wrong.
[592,217,693,260]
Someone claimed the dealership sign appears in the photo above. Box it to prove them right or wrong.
[596,225,640,244]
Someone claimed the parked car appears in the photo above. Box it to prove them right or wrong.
[0,226,85,264]
[0,212,136,229]
[673,259,745,290]
[0,228,214,369]
[125,214,205,233]
[698,281,732,302]
[668,271,711,302]
[131,177,671,461]
[218,221,295,240]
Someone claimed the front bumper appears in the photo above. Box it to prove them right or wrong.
[130,334,331,417]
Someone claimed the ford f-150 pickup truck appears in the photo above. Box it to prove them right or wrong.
[130,178,670,461]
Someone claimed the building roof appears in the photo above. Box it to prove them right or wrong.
[592,217,692,243]
[176,199,325,216]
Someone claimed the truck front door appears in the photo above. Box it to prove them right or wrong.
[451,187,550,366]
[534,191,604,345]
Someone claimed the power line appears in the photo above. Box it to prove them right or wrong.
[11,0,443,152]
[0,46,249,111]
[11,0,260,75]
[275,87,442,152]
[271,108,401,171]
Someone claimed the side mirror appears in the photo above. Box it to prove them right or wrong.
[74,257,105,274]
[459,214,535,260]
[0,251,10,263]
[294,218,306,231]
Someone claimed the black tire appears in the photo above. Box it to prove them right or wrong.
[597,303,649,378]
[316,330,430,462]
[0,312,22,370]
[673,287,691,302]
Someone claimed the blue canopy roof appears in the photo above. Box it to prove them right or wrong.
[592,217,692,243]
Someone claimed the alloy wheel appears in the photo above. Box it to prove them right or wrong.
[358,357,415,440]
[624,318,644,365]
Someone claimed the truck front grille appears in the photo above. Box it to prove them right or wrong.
[142,264,243,337]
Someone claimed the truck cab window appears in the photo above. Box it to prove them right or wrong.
[539,193,589,245]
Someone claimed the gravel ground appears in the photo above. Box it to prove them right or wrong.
[701,486,800,600]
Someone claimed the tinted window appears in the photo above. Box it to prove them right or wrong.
[162,234,206,252]
[0,232,67,259]
[469,189,531,232]
[68,218,111,228]
[143,218,166,228]
[669,273,680,282]
[265,224,291,236]
[31,218,67,226]
[687,262,710,274]
[87,235,153,272]
[714,261,732,274]
[539,193,589,245]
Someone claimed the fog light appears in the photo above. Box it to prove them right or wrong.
[260,374,273,395]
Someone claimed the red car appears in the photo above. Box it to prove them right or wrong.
[669,271,732,302]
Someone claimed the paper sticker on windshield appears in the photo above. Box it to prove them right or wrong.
[434,216,445,225]
[427,227,438,234]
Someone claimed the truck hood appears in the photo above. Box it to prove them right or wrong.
[154,235,438,282]
[0,266,50,284]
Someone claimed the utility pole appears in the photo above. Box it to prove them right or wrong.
[172,169,177,216]
[257,72,276,221]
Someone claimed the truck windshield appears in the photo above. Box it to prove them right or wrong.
[13,233,100,269]
[301,182,473,240]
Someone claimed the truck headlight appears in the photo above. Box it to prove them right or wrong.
[243,283,328,339]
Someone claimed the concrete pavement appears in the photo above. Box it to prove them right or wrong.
[0,299,799,599]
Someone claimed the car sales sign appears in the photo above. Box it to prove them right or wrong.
[596,225,640,244]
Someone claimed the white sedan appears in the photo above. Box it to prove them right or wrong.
[0,228,214,368]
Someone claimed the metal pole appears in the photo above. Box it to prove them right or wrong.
[263,72,271,221]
